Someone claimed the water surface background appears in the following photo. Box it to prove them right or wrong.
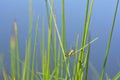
[0,0,120,79]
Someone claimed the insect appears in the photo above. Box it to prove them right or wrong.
[65,49,75,57]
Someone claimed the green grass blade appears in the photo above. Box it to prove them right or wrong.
[49,65,59,80]
[79,0,90,62]
[61,0,68,78]
[46,26,51,79]
[112,72,120,80]
[35,45,39,80]
[10,43,40,80]
[47,0,71,78]
[89,61,100,79]
[53,14,57,67]
[14,20,20,80]
[0,54,3,73]
[26,0,33,79]
[77,0,94,78]
[46,0,54,79]
[31,16,39,80]
[0,55,9,80]
[74,37,98,54]
[2,67,9,80]
[10,30,16,80]
[22,41,28,80]
[106,73,110,80]
[80,0,94,63]
[45,0,50,25]
[100,0,119,79]
[62,0,66,51]
[47,0,65,58]
[41,18,48,79]
[72,34,79,79]
[84,33,91,80]
[56,46,60,80]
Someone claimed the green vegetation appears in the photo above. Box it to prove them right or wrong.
[0,0,120,80]
[100,0,119,79]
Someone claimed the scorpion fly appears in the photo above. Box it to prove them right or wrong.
[65,49,75,57]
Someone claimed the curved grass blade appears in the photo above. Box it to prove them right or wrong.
[112,72,120,80]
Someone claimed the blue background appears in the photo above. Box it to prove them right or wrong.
[0,0,120,79]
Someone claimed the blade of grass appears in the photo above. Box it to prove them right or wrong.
[106,73,110,80]
[46,0,54,79]
[84,32,91,80]
[100,0,119,79]
[35,44,39,80]
[78,0,94,78]
[112,72,120,80]
[61,0,67,78]
[72,34,79,80]
[2,67,8,80]
[74,37,98,54]
[62,0,66,51]
[22,41,28,80]
[37,71,65,80]
[46,26,51,79]
[14,20,20,80]
[49,64,60,80]
[26,0,33,79]
[47,0,65,59]
[45,0,50,25]
[10,32,16,80]
[54,14,57,68]
[56,45,61,80]
[47,0,71,79]
[0,54,3,73]
[31,16,39,80]
[89,61,100,79]
[41,18,46,80]
[16,57,40,80]
[79,0,90,63]
[9,44,40,80]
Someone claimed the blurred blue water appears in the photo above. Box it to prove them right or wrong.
[0,0,120,79]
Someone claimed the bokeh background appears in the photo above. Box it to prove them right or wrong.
[0,0,120,79]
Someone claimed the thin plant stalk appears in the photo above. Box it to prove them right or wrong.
[100,0,119,79]
[84,32,91,80]
[77,0,94,79]
[14,20,20,80]
[41,19,46,80]
[46,0,54,79]
[22,41,28,80]
[31,16,39,80]
[72,34,79,80]
[62,0,66,51]
[47,0,71,78]
[10,34,16,80]
[112,72,120,80]
[54,14,57,67]
[26,0,33,79]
